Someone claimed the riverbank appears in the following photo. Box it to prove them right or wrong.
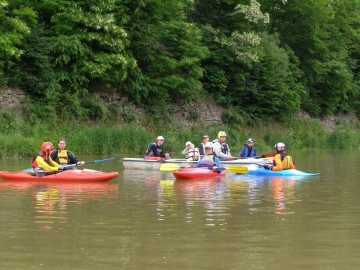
[0,109,358,158]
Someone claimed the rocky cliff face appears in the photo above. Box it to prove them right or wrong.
[1,87,357,130]
[0,87,26,108]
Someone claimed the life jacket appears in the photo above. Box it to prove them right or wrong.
[212,139,230,156]
[273,153,293,170]
[32,153,52,169]
[186,148,200,161]
[57,149,69,164]
[198,155,215,169]
[242,146,256,157]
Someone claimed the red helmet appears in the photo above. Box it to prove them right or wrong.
[41,142,54,153]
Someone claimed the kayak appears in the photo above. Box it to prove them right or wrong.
[173,167,225,180]
[246,167,319,176]
[0,169,119,182]
[122,157,164,170]
[0,181,118,198]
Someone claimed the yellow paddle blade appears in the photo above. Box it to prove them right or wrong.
[160,163,181,171]
[226,166,248,174]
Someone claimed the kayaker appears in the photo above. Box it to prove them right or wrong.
[195,142,222,173]
[32,142,62,175]
[212,131,235,160]
[145,136,170,159]
[198,135,209,155]
[50,137,85,166]
[238,138,257,158]
[264,142,295,171]
[182,141,200,161]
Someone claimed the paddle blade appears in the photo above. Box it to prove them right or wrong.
[226,166,248,174]
[160,163,181,171]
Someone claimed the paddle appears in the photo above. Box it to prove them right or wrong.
[61,157,115,168]
[160,163,248,174]
[25,157,115,175]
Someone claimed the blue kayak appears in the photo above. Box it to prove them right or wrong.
[246,167,319,176]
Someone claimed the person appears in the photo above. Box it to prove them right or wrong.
[238,138,257,158]
[195,142,222,173]
[145,136,170,159]
[32,142,61,174]
[212,131,235,160]
[264,142,295,171]
[182,141,200,161]
[50,137,85,166]
[198,135,209,155]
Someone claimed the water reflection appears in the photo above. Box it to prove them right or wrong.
[228,174,304,216]
[174,178,228,227]
[0,181,118,230]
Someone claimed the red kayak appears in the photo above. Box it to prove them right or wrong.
[173,167,225,180]
[0,169,118,182]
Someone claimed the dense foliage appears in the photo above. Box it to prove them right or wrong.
[0,0,359,122]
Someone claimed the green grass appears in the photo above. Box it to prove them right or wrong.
[0,110,358,158]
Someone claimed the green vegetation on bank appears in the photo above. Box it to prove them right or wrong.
[0,110,358,158]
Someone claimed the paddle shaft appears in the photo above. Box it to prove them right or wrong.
[160,163,248,174]
[25,157,115,176]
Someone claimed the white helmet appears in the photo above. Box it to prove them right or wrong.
[274,142,285,151]
[205,142,213,149]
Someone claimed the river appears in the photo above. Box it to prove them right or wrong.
[0,150,359,269]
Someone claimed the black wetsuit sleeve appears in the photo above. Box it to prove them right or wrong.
[67,151,79,164]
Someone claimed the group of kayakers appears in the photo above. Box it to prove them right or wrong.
[33,131,294,175]
[145,131,295,173]
[32,138,84,175]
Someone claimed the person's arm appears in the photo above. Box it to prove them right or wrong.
[290,162,295,169]
[288,156,295,169]
[35,156,60,172]
[213,143,231,159]
[238,146,246,158]
[182,148,189,155]
[272,154,283,171]
[227,145,231,156]
[195,158,202,168]
[214,157,222,173]
[161,146,167,158]
[66,151,78,164]
[252,147,257,157]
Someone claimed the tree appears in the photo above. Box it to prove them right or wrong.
[124,0,208,104]
[260,0,360,116]
[0,1,35,86]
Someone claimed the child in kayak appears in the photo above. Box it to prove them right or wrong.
[195,142,222,173]
[32,142,61,175]
[263,142,295,171]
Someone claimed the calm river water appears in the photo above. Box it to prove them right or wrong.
[0,150,359,269]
